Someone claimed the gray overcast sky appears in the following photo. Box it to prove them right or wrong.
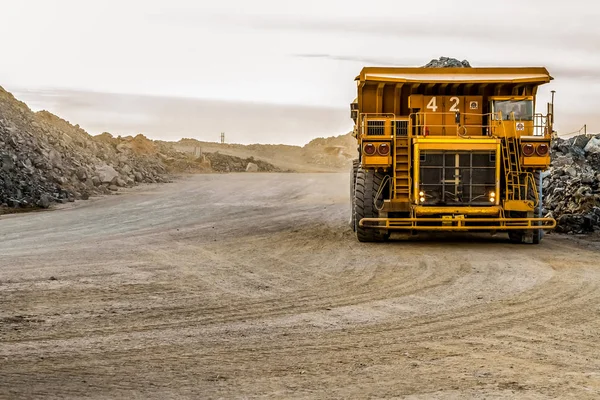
[2,0,600,142]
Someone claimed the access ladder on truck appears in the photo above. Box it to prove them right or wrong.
[501,136,536,202]
[392,120,411,203]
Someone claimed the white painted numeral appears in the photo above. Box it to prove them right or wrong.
[449,96,460,112]
[426,97,438,112]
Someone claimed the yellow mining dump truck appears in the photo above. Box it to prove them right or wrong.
[349,66,556,243]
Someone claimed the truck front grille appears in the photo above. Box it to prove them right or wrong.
[419,151,496,206]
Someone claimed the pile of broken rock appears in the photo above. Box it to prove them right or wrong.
[543,134,600,233]
[0,86,172,211]
[0,85,281,213]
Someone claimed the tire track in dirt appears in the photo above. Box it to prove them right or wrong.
[2,173,600,399]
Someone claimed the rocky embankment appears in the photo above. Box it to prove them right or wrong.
[0,86,181,211]
[0,86,278,213]
[544,134,600,233]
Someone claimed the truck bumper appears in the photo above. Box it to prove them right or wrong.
[359,216,556,231]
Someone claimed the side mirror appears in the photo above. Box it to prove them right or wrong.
[350,102,358,122]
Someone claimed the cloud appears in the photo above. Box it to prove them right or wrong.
[547,66,600,80]
[10,88,352,146]
[198,12,600,55]
[291,54,425,66]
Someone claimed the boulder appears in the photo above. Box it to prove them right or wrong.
[37,193,53,209]
[134,171,144,182]
[584,137,600,154]
[572,135,591,150]
[1,154,15,171]
[245,162,259,172]
[76,167,87,181]
[121,164,132,174]
[565,166,578,177]
[96,165,119,183]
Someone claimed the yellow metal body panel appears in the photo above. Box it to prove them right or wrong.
[362,134,394,141]
[497,120,535,138]
[415,140,498,151]
[414,206,501,216]
[522,156,550,168]
[464,96,484,133]
[362,155,391,167]
[504,200,535,212]
[414,137,499,145]
[411,96,486,136]
[381,200,411,212]
[422,96,445,136]
[409,94,423,109]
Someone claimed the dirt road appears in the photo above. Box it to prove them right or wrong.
[1,173,599,399]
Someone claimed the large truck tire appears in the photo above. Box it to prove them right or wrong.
[508,228,524,244]
[508,172,542,244]
[349,159,359,231]
[531,171,542,244]
[354,168,390,242]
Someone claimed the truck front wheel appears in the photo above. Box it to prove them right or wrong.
[354,168,390,242]
[349,159,359,231]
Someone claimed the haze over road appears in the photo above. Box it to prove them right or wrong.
[1,173,599,399]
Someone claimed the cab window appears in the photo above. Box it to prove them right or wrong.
[492,100,533,121]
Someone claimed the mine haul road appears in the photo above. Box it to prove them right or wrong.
[1,173,599,399]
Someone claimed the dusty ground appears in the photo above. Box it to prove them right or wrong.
[1,173,599,399]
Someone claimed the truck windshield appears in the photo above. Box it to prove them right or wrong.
[493,100,533,121]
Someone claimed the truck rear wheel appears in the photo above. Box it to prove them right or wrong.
[354,168,390,242]
[508,228,524,244]
[531,171,542,244]
[349,159,359,231]
[508,172,542,244]
[508,212,541,244]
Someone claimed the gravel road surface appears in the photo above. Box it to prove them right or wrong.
[1,173,599,399]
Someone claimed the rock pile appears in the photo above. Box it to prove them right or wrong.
[423,57,471,68]
[543,134,600,233]
[204,152,280,173]
[0,86,203,212]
